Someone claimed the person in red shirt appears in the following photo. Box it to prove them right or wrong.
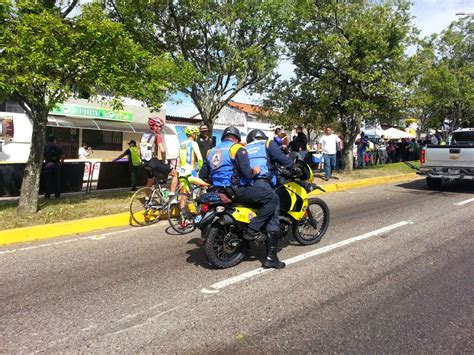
[139,117,178,198]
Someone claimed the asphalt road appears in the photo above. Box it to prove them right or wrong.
[1,179,473,353]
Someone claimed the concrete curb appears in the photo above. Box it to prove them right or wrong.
[310,172,420,195]
[0,212,131,247]
[0,172,420,247]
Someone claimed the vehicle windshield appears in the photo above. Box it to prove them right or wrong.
[450,131,474,146]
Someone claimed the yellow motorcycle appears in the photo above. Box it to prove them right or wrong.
[195,159,330,269]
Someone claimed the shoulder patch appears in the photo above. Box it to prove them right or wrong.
[229,143,244,159]
[208,149,223,169]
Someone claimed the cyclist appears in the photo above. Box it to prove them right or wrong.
[177,126,209,226]
[139,117,178,201]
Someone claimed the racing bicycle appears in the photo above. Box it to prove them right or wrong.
[129,177,171,226]
[167,175,207,234]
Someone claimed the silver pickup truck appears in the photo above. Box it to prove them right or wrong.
[420,128,474,189]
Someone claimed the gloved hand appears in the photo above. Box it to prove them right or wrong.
[279,168,292,178]
[293,167,303,177]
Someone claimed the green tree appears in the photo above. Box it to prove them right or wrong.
[263,81,332,139]
[430,17,473,129]
[108,0,288,129]
[409,17,473,133]
[0,1,178,213]
[269,0,414,171]
[406,36,438,136]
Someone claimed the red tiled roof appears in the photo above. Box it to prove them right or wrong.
[227,101,270,116]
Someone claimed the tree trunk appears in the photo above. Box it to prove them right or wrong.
[343,146,353,173]
[340,113,361,173]
[17,113,48,214]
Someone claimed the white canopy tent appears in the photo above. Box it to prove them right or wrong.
[363,128,386,137]
[384,127,415,139]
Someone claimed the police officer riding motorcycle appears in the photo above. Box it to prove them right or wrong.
[199,126,287,269]
[243,128,298,269]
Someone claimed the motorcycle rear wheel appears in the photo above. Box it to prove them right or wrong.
[293,197,330,245]
[204,224,246,269]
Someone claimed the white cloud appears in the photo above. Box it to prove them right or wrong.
[412,0,471,37]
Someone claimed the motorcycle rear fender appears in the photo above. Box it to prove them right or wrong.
[218,213,235,226]
[196,210,219,230]
[231,206,257,224]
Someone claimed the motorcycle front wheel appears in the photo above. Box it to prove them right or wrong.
[204,223,246,269]
[293,197,330,245]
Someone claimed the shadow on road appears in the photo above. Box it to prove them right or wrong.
[396,178,474,195]
[184,237,269,270]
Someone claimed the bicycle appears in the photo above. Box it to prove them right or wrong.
[129,177,171,226]
[167,176,207,234]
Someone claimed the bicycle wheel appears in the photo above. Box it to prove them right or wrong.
[130,187,165,226]
[167,193,198,234]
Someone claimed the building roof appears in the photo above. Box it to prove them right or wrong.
[227,101,270,116]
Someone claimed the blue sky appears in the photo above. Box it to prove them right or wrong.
[165,0,473,117]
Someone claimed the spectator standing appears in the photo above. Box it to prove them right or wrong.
[357,132,368,168]
[78,142,91,159]
[197,124,213,160]
[43,135,64,199]
[377,137,388,164]
[292,126,308,159]
[274,128,289,153]
[336,135,344,171]
[274,128,283,146]
[387,140,397,163]
[317,126,341,181]
[113,140,142,191]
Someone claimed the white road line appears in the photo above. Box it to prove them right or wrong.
[201,220,414,293]
[0,224,160,256]
[453,198,474,206]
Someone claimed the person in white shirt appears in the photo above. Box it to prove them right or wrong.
[317,126,341,181]
[78,142,91,160]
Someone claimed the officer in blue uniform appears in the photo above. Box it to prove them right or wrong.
[245,129,295,269]
[199,127,286,269]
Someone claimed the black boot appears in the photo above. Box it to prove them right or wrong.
[262,232,285,269]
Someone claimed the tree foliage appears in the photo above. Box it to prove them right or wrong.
[0,1,181,213]
[108,0,288,128]
[263,0,414,171]
[431,17,472,129]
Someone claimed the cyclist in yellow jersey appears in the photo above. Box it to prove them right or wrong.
[177,127,209,223]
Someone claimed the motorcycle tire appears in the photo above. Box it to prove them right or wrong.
[204,223,246,269]
[293,197,330,245]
